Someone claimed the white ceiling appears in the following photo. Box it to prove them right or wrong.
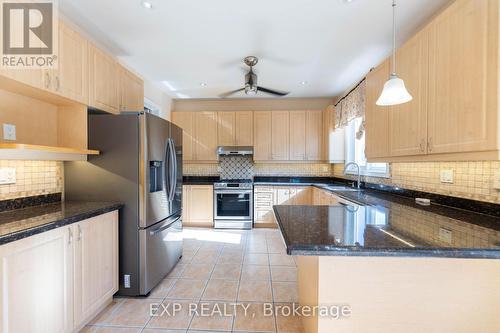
[60,0,449,99]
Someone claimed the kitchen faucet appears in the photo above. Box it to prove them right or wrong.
[343,162,361,189]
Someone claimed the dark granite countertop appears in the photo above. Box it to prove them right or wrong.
[0,201,122,245]
[183,176,220,185]
[274,204,500,259]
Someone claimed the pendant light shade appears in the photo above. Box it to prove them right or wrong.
[376,0,412,106]
[376,74,412,106]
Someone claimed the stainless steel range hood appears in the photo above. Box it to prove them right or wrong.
[217,146,254,156]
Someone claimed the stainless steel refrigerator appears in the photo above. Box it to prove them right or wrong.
[65,112,183,296]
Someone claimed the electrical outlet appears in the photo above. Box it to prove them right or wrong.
[0,168,16,185]
[2,124,16,141]
[439,227,452,245]
[440,169,454,184]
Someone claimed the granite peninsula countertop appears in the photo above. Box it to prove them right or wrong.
[0,201,122,245]
[273,187,500,259]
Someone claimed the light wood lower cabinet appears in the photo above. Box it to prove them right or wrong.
[0,210,118,333]
[183,185,214,227]
[73,211,119,328]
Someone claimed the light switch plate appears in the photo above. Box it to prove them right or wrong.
[439,227,452,245]
[440,169,454,183]
[0,168,16,185]
[3,124,16,141]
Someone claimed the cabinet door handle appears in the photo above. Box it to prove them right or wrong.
[68,228,73,245]
[427,137,433,152]
[419,139,425,152]
[45,72,51,89]
[77,225,82,241]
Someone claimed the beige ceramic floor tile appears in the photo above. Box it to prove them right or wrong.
[271,267,297,282]
[167,279,208,299]
[88,298,125,325]
[146,299,196,330]
[211,263,242,280]
[201,279,239,301]
[167,264,187,278]
[275,303,304,333]
[269,254,296,267]
[191,250,220,265]
[218,250,244,264]
[272,282,299,303]
[149,278,177,299]
[143,329,187,333]
[243,253,269,265]
[267,242,287,254]
[189,302,235,331]
[237,280,272,302]
[181,263,214,280]
[101,298,156,327]
[80,326,142,333]
[241,265,270,281]
[233,303,276,332]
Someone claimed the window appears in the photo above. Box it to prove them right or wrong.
[344,117,389,177]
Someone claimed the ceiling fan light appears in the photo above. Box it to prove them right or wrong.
[376,75,412,106]
[245,84,257,95]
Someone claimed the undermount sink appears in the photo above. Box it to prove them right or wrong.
[324,185,362,192]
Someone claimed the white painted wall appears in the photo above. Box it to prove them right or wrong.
[144,81,172,120]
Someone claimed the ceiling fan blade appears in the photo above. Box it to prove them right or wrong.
[257,86,289,96]
[219,88,245,98]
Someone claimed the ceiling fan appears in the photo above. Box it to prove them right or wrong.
[219,56,290,98]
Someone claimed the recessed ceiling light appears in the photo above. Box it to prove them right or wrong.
[141,1,153,9]
[300,81,308,85]
[200,82,207,87]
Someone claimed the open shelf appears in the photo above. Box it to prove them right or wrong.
[0,143,100,161]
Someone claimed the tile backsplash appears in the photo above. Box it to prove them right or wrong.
[333,161,500,204]
[0,160,63,201]
[184,162,332,177]
[219,156,254,179]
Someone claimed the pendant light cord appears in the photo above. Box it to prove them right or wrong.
[391,0,396,76]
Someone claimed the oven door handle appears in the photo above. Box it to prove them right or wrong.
[214,190,253,195]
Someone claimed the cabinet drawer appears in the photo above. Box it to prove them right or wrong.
[255,186,273,193]
[255,192,273,200]
[255,200,273,208]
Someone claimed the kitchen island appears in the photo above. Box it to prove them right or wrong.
[273,197,500,333]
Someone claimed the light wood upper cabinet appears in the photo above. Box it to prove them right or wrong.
[235,111,254,146]
[73,211,118,328]
[183,185,214,227]
[194,112,218,161]
[88,43,120,114]
[254,111,272,161]
[119,67,144,111]
[389,28,429,157]
[56,21,88,104]
[427,0,496,155]
[217,111,236,146]
[172,112,195,161]
[306,110,324,160]
[272,111,290,160]
[365,59,390,159]
[289,111,306,160]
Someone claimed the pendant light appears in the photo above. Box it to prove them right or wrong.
[376,0,412,106]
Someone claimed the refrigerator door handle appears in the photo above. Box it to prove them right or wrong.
[164,138,172,201]
[149,215,181,235]
[170,138,178,201]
